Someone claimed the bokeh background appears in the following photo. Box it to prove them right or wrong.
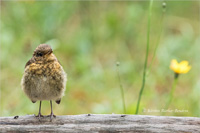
[0,1,199,117]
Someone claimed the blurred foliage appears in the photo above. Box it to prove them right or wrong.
[0,1,199,117]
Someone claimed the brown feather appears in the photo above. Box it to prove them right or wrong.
[56,99,61,104]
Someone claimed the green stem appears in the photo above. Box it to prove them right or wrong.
[116,63,126,114]
[148,5,166,75]
[135,0,153,114]
[165,73,179,110]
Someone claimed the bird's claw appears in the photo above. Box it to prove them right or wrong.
[35,113,44,120]
[48,113,56,121]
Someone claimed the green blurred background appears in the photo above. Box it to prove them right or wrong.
[0,1,199,117]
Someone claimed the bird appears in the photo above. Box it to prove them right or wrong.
[21,44,67,121]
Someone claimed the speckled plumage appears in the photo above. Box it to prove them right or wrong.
[21,44,67,120]
[21,44,67,102]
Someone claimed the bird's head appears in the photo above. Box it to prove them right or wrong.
[33,44,56,62]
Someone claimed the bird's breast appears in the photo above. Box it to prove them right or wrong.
[22,60,67,101]
[26,61,61,76]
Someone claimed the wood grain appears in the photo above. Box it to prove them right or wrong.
[1,114,200,132]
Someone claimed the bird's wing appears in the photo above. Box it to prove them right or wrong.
[25,57,35,68]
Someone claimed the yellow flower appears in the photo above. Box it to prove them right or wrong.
[170,59,191,74]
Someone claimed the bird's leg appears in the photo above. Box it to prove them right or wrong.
[35,101,43,119]
[48,100,56,121]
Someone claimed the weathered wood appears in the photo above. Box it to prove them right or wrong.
[0,114,200,132]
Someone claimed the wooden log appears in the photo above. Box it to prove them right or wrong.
[0,114,200,132]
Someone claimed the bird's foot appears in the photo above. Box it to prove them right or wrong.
[47,113,56,121]
[35,113,44,120]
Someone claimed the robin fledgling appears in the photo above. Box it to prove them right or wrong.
[21,44,67,121]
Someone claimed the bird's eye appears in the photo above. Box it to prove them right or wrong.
[36,52,43,57]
